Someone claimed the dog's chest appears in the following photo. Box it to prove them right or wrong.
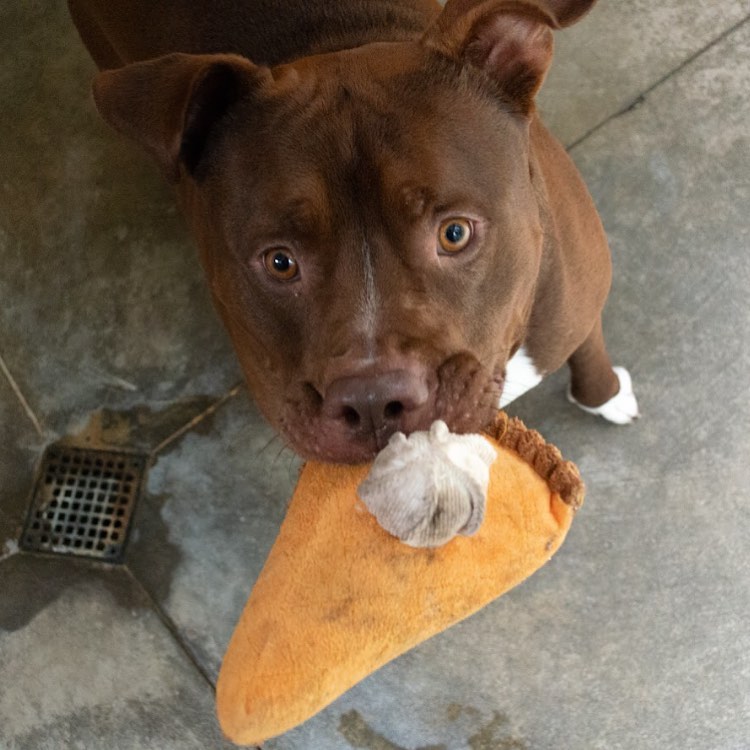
[499,347,543,407]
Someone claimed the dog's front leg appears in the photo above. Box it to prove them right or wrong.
[567,318,640,424]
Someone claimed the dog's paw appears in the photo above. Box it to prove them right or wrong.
[568,366,640,425]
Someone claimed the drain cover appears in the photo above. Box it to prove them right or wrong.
[20,444,147,562]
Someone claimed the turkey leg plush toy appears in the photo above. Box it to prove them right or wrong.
[216,413,583,745]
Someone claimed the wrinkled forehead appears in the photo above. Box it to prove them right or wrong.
[218,43,527,217]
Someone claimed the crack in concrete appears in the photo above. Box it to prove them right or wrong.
[567,11,750,152]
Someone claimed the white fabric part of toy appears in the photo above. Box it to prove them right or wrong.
[357,420,497,548]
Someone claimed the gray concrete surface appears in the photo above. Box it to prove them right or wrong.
[537,0,750,146]
[1,1,749,748]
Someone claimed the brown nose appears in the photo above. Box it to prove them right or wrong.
[322,369,430,442]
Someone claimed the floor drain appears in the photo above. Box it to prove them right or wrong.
[20,444,147,562]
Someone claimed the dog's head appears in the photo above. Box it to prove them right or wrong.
[93,0,596,462]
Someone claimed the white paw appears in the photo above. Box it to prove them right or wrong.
[568,366,640,425]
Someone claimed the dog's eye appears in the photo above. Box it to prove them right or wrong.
[438,219,472,254]
[263,248,299,281]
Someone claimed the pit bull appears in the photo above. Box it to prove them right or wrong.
[68,0,639,463]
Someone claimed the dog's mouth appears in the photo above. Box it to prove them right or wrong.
[277,352,503,463]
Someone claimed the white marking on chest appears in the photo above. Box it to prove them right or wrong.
[499,346,544,408]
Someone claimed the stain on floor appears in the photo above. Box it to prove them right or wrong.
[338,707,528,750]
[62,396,226,454]
[339,709,447,750]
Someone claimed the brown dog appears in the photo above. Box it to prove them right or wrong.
[68,0,638,463]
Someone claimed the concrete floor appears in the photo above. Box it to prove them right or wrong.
[1,1,748,748]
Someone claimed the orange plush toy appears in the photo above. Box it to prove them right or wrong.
[216,413,583,746]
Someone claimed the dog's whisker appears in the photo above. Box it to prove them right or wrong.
[271,439,296,468]
[256,432,283,457]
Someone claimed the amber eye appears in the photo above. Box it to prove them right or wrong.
[438,218,472,253]
[263,248,299,280]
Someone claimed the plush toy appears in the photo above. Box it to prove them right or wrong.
[216,412,583,746]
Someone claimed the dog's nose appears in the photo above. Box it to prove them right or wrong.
[322,370,430,442]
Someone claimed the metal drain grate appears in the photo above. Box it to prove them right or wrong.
[20,445,147,562]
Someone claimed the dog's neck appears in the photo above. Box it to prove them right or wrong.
[184,1,440,68]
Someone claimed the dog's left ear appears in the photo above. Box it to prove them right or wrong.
[424,0,597,114]
[93,53,267,182]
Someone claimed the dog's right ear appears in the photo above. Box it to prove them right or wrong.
[93,53,268,183]
[424,0,597,114]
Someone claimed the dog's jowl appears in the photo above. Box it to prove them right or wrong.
[68,0,639,462]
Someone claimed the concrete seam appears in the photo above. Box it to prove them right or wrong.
[0,351,44,438]
[122,564,218,690]
[149,381,245,458]
[122,566,263,749]
[566,12,750,151]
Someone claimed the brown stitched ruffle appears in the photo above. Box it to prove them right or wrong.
[485,412,585,510]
